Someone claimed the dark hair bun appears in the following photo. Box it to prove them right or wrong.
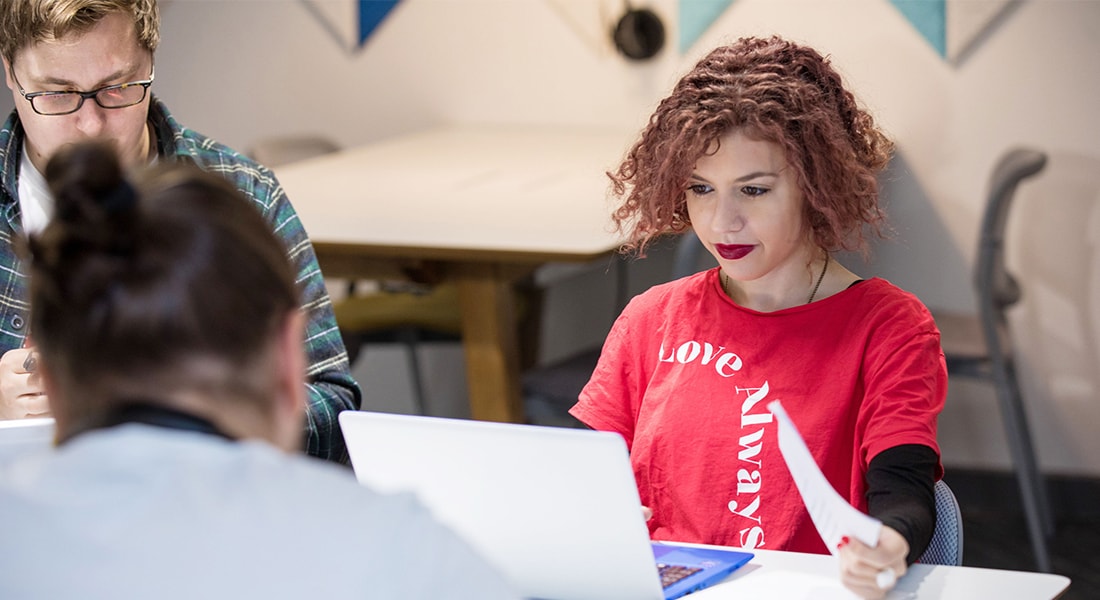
[28,141,141,311]
[45,141,138,232]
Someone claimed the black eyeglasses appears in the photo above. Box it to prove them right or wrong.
[10,66,155,116]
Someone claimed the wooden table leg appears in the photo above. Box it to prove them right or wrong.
[455,264,525,423]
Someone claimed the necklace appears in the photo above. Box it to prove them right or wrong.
[720,254,830,305]
[807,254,829,304]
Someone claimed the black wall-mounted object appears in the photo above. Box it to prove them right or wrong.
[612,7,665,61]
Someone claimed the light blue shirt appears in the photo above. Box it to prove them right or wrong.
[0,424,519,600]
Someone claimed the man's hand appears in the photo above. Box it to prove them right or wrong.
[0,348,50,419]
[837,525,908,599]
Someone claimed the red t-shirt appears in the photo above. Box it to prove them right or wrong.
[570,269,946,555]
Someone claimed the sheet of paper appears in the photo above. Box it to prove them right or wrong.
[767,400,882,553]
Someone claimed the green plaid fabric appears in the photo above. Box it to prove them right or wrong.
[0,97,362,463]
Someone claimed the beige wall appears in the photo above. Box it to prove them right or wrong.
[16,0,1097,474]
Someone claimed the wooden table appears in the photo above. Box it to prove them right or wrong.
[274,125,632,423]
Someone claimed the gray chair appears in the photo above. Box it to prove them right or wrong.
[521,231,705,425]
[918,480,964,566]
[932,147,1053,572]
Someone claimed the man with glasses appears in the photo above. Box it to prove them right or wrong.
[0,0,362,463]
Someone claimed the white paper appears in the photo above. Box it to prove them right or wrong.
[767,400,882,553]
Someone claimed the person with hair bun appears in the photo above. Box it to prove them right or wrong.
[0,0,359,464]
[0,141,518,600]
[570,36,947,599]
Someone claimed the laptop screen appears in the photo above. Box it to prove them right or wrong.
[339,411,752,600]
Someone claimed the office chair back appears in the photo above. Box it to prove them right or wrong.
[918,480,964,566]
[976,148,1047,323]
[521,231,708,426]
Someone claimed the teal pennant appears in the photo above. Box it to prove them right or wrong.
[889,0,947,58]
[679,0,735,54]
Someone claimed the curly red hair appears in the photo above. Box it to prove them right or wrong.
[611,36,894,255]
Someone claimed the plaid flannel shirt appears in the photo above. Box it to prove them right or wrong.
[0,97,362,463]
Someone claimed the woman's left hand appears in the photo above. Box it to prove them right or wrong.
[837,525,908,599]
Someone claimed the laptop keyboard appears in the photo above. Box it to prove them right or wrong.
[657,563,702,588]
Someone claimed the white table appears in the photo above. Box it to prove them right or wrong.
[274,125,633,422]
[689,547,1071,599]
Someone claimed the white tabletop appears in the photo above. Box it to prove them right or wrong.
[273,125,634,262]
[690,547,1071,599]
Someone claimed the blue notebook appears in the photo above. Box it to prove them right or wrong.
[340,411,753,600]
[653,543,753,598]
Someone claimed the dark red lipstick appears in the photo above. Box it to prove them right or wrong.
[715,244,754,260]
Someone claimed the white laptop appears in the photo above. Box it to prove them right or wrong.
[0,417,55,467]
[339,411,752,600]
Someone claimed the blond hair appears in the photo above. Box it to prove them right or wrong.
[1,0,159,65]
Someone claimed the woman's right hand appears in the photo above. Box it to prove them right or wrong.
[0,348,50,419]
[837,527,908,599]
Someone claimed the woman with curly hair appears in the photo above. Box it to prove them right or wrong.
[570,36,946,599]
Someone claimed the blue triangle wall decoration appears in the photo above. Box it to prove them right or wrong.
[889,0,946,58]
[680,0,735,54]
[358,0,400,48]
